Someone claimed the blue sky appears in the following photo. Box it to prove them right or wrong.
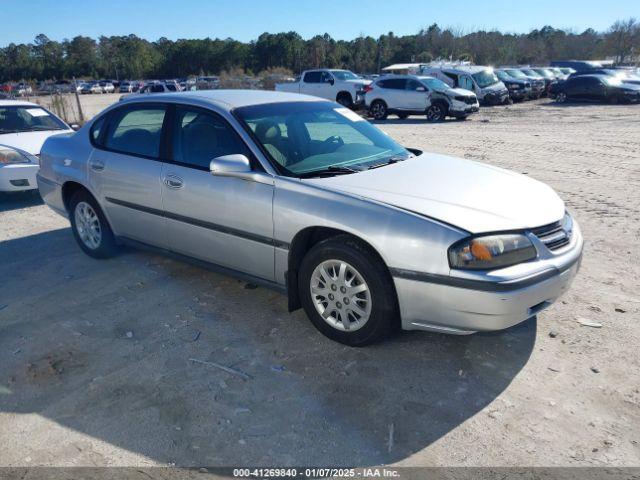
[1,0,637,46]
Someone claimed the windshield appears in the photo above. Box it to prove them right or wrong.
[0,106,67,134]
[521,69,542,78]
[235,101,411,177]
[420,77,451,91]
[331,70,359,81]
[496,71,511,81]
[505,69,528,79]
[471,70,499,88]
[534,69,554,79]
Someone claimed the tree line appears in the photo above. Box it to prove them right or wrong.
[0,18,638,82]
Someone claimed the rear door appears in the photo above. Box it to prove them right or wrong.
[379,78,407,108]
[87,103,168,248]
[161,105,275,280]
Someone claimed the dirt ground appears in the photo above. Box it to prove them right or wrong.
[0,98,639,468]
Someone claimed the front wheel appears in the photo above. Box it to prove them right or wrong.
[69,190,118,259]
[298,236,398,346]
[426,103,446,122]
[555,92,567,103]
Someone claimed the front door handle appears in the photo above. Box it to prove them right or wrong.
[163,175,184,189]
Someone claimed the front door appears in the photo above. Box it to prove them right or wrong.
[400,79,429,110]
[87,104,168,248]
[162,105,275,281]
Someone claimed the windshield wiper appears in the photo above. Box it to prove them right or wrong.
[298,165,362,178]
[367,154,413,170]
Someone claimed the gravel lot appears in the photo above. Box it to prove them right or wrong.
[0,98,639,467]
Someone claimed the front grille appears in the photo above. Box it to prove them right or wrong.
[462,96,477,105]
[530,218,571,251]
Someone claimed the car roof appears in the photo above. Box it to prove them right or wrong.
[426,65,491,74]
[0,100,39,107]
[119,89,326,110]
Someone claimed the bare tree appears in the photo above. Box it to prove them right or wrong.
[607,18,639,64]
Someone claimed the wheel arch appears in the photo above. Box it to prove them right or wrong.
[336,90,353,103]
[61,181,92,213]
[285,226,396,314]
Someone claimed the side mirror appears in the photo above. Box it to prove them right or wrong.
[328,78,335,85]
[70,123,80,131]
[210,154,274,185]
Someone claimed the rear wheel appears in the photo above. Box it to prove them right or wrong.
[555,92,567,103]
[336,92,353,108]
[69,190,118,259]
[369,100,388,120]
[298,236,397,346]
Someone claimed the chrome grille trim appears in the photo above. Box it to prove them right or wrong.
[530,216,572,251]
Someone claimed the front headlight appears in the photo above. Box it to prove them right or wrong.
[0,146,34,165]
[448,234,537,270]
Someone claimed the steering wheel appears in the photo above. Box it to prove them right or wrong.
[322,135,344,148]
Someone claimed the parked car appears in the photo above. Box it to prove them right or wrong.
[500,68,546,98]
[38,90,582,345]
[550,74,640,103]
[98,81,115,94]
[519,68,553,94]
[419,64,509,105]
[275,69,371,108]
[81,82,103,94]
[119,82,134,93]
[0,100,73,192]
[550,60,606,73]
[495,69,532,101]
[119,81,180,101]
[364,74,479,121]
[557,67,577,76]
[15,83,33,97]
[570,69,640,86]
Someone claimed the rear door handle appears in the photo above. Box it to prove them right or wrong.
[163,175,184,189]
[89,159,105,171]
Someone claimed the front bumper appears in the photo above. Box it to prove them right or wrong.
[481,91,509,105]
[394,223,584,334]
[0,164,39,192]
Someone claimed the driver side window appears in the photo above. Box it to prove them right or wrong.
[459,76,474,91]
[320,71,334,84]
[171,106,250,170]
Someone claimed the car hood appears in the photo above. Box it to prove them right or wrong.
[304,153,565,233]
[343,79,372,86]
[447,87,477,97]
[0,130,71,155]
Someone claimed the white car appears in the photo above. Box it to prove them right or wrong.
[364,74,479,121]
[0,100,73,192]
[419,64,510,105]
[99,81,115,94]
[275,69,371,107]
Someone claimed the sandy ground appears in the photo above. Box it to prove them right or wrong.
[0,98,639,468]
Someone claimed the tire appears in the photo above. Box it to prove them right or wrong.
[336,92,353,108]
[555,92,567,103]
[69,189,118,259]
[397,113,409,119]
[369,100,388,120]
[426,103,446,122]
[298,235,398,346]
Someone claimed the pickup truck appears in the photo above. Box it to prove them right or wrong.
[275,69,371,108]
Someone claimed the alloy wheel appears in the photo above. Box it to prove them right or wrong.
[426,105,444,121]
[370,102,386,120]
[74,201,102,250]
[310,259,372,332]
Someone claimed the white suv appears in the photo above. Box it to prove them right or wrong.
[364,75,479,121]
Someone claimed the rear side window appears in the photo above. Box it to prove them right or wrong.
[303,71,322,83]
[377,79,406,89]
[104,106,166,158]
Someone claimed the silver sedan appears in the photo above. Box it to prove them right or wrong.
[37,90,583,345]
